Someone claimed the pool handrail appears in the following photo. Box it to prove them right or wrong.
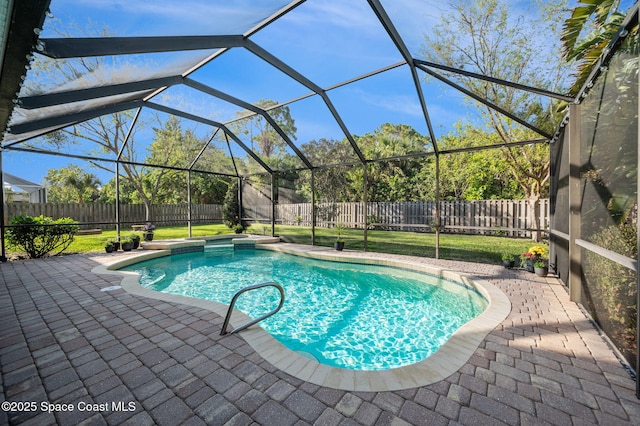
[220,282,285,336]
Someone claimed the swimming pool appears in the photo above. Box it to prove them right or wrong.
[121,247,488,370]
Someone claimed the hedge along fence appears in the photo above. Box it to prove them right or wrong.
[244,199,550,238]
[3,203,224,230]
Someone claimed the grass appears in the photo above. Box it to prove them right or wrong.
[272,225,535,264]
[7,223,538,265]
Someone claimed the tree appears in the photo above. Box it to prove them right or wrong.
[297,138,357,202]
[44,165,101,203]
[429,125,524,200]
[421,0,568,240]
[561,0,631,94]
[346,123,430,202]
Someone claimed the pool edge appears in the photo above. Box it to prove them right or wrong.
[91,242,511,392]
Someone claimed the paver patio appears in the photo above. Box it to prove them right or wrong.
[1,246,639,425]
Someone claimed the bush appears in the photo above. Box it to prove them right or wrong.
[6,214,79,258]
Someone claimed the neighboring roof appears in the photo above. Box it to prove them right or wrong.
[3,172,44,192]
[0,1,573,178]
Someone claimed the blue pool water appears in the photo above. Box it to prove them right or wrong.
[122,248,487,370]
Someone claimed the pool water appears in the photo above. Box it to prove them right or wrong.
[122,248,487,370]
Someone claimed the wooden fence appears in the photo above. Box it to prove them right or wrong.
[4,199,549,237]
[244,199,550,238]
[3,203,223,230]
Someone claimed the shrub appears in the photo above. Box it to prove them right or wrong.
[6,214,79,258]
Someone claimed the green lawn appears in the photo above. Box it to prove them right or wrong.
[273,225,535,264]
[7,223,538,265]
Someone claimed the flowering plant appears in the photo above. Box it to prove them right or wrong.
[521,245,548,268]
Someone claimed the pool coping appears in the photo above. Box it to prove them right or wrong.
[91,241,511,392]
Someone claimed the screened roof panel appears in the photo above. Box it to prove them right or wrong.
[8,92,146,137]
[24,50,218,97]
[229,116,307,171]
[416,70,486,140]
[251,0,405,88]
[327,64,432,157]
[0,0,568,184]
[272,94,361,167]
[379,0,438,57]
[149,84,241,124]
[190,132,238,176]
[46,0,293,37]
[9,109,138,161]
[118,109,218,169]
[187,48,310,106]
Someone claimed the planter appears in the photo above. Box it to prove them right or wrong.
[334,241,345,251]
[121,242,133,252]
[522,259,535,273]
[105,245,114,253]
[143,232,154,242]
[132,236,141,249]
[112,242,120,251]
[502,260,515,269]
[534,266,548,277]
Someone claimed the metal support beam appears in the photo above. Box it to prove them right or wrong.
[435,155,440,259]
[366,0,440,153]
[184,78,313,169]
[363,164,368,251]
[8,100,143,135]
[18,76,182,109]
[39,35,245,58]
[115,162,121,241]
[4,144,237,177]
[311,169,316,245]
[271,174,276,237]
[244,40,367,164]
[187,170,192,238]
[414,59,574,102]
[568,103,582,302]
[417,64,552,140]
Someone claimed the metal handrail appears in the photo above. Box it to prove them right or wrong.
[220,282,285,335]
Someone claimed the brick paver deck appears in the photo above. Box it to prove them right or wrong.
[1,247,639,425]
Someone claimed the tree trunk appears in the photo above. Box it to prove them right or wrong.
[528,195,541,242]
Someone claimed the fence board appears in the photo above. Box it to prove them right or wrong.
[3,203,223,229]
[273,199,549,238]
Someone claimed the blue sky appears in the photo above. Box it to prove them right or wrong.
[4,0,635,187]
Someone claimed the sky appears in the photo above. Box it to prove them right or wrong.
[3,0,636,188]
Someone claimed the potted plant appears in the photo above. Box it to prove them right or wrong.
[111,239,121,251]
[143,222,155,242]
[121,237,134,251]
[233,224,245,234]
[520,252,536,272]
[534,260,549,277]
[104,240,115,253]
[521,245,548,274]
[501,253,516,269]
[334,223,345,251]
[131,232,141,249]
